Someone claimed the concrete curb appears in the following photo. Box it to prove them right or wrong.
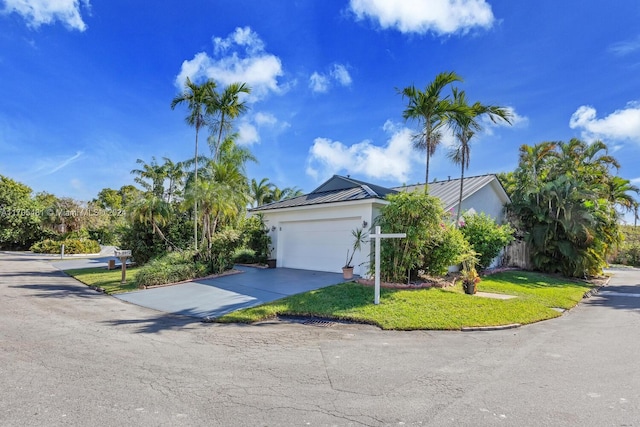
[461,323,521,332]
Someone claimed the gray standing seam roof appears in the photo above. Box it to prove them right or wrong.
[251,175,396,211]
[393,174,502,209]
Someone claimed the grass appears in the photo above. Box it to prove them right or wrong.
[65,267,141,294]
[217,271,595,330]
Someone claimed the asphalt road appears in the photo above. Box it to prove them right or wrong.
[1,252,639,426]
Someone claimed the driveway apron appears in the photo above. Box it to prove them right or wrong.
[114,266,345,318]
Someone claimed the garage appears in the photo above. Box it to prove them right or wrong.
[250,175,395,277]
[279,217,362,273]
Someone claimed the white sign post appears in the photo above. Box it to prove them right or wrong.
[370,226,406,305]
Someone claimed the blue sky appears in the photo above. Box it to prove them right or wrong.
[1,0,640,220]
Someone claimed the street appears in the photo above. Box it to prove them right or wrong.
[1,253,639,426]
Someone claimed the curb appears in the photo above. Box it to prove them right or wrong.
[461,323,521,332]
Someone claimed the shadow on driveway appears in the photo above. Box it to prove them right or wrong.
[115,266,346,319]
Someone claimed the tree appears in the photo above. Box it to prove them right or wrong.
[171,77,217,249]
[208,82,251,162]
[131,157,167,198]
[448,88,512,224]
[161,157,184,204]
[249,178,274,208]
[0,175,45,249]
[508,139,632,277]
[400,71,462,190]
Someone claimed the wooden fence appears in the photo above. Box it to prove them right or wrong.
[502,239,533,270]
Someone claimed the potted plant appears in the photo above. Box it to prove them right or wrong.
[460,250,480,294]
[343,227,367,280]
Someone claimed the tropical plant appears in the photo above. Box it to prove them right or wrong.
[508,138,632,277]
[208,82,251,162]
[344,227,368,268]
[459,212,515,269]
[171,77,217,249]
[249,178,274,208]
[400,71,462,190]
[448,88,513,224]
[131,157,167,198]
[376,191,466,282]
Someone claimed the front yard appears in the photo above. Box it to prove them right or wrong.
[66,266,597,330]
[216,271,596,330]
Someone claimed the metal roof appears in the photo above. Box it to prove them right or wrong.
[393,174,507,210]
[251,174,508,212]
[251,175,396,212]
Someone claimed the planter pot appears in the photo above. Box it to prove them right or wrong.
[342,266,354,280]
[266,259,276,269]
[463,281,477,295]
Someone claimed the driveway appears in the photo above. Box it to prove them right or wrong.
[114,266,345,318]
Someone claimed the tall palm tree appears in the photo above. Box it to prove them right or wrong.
[209,82,251,162]
[400,71,462,191]
[170,77,216,249]
[448,88,512,224]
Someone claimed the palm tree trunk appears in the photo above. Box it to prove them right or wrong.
[194,128,199,251]
[215,112,226,163]
[424,150,430,193]
[456,153,465,226]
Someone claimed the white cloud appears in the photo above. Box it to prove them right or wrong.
[349,0,494,35]
[609,36,640,56]
[309,63,352,93]
[306,121,416,182]
[175,26,284,101]
[569,102,640,143]
[480,106,528,135]
[309,72,330,93]
[331,64,352,86]
[236,111,290,146]
[236,122,259,146]
[2,0,90,31]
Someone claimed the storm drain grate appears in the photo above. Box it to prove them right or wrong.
[302,319,336,327]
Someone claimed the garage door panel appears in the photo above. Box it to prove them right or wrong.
[281,218,361,273]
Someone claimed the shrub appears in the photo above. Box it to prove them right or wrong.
[30,238,100,254]
[135,250,207,288]
[459,212,515,270]
[423,224,470,275]
[239,215,271,262]
[205,230,242,274]
[233,248,257,264]
[611,225,640,266]
[377,191,467,282]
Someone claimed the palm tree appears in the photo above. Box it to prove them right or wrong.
[129,192,173,246]
[400,71,462,191]
[161,157,184,204]
[170,77,216,249]
[249,178,274,208]
[209,82,251,162]
[448,88,512,224]
[131,157,167,198]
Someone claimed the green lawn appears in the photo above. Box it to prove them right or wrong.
[217,271,595,330]
[65,267,141,294]
[63,266,596,330]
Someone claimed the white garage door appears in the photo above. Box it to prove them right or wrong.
[280,217,361,273]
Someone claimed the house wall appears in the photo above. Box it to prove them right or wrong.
[257,200,385,276]
[459,181,508,223]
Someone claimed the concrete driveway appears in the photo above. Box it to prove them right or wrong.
[114,266,345,318]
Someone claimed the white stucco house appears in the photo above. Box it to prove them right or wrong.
[250,174,510,275]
